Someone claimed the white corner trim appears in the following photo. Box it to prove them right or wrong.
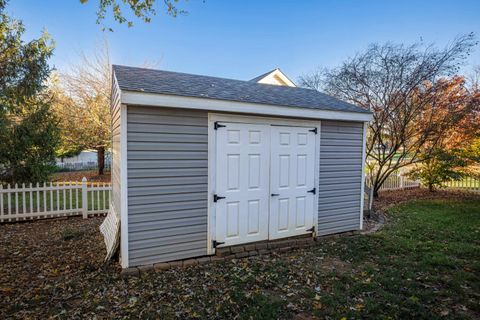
[121,91,373,122]
[206,115,215,255]
[359,121,368,230]
[120,104,129,268]
[313,121,321,236]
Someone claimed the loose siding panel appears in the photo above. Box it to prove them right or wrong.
[110,76,122,219]
[318,121,364,235]
[127,106,208,266]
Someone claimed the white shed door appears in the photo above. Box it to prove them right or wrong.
[215,122,270,247]
[269,126,316,239]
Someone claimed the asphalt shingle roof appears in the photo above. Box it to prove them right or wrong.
[113,65,370,114]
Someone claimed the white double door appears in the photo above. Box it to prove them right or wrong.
[215,122,316,247]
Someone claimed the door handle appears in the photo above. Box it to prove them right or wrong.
[271,193,279,197]
[213,194,226,202]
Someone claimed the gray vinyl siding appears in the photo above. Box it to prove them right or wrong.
[318,120,363,235]
[126,106,208,267]
[110,77,122,219]
[123,106,364,266]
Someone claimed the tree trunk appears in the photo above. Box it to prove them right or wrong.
[97,146,105,176]
[428,183,434,192]
[373,181,380,198]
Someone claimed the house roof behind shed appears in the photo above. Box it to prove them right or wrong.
[113,65,370,114]
[249,68,278,83]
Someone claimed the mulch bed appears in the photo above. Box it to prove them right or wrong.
[0,188,478,318]
[52,171,111,183]
[374,187,480,212]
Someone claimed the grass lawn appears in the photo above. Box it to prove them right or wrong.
[0,195,479,319]
[316,199,480,319]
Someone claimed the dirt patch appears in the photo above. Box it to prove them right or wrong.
[318,256,352,273]
[361,214,383,234]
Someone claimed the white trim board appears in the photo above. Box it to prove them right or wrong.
[121,91,372,122]
[206,118,215,255]
[207,113,320,254]
[359,121,368,230]
[119,104,129,268]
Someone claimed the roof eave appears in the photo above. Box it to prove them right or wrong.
[119,89,373,122]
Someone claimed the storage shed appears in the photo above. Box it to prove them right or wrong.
[110,65,372,268]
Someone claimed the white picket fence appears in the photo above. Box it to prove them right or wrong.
[368,174,480,192]
[0,178,111,222]
[1,173,476,224]
[379,174,420,191]
[366,174,421,192]
[443,176,480,192]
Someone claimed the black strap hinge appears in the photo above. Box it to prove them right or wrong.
[212,240,225,248]
[309,127,318,134]
[214,122,226,130]
[213,194,226,202]
[307,226,315,233]
[308,187,316,195]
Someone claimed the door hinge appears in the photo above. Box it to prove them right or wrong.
[212,240,225,248]
[309,127,318,134]
[213,194,226,202]
[214,122,226,130]
[307,226,315,233]
[308,187,316,195]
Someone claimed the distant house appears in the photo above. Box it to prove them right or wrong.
[249,68,297,87]
[56,150,111,171]
[56,150,97,165]
[108,65,372,268]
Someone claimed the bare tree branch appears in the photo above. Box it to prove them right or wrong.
[300,34,479,197]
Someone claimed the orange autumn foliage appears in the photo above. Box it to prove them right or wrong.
[415,76,480,152]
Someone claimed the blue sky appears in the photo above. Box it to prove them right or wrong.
[9,0,480,81]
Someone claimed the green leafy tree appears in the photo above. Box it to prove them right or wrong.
[409,149,470,192]
[0,0,58,183]
[80,0,186,30]
[462,138,480,162]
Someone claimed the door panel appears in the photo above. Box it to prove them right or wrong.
[215,122,317,247]
[215,123,270,246]
[269,126,316,239]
